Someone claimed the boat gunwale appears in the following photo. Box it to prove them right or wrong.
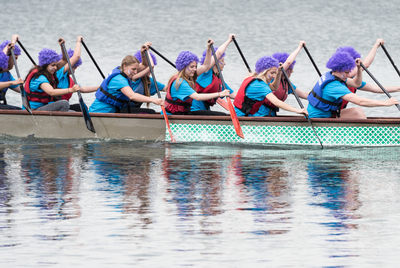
[1,110,400,124]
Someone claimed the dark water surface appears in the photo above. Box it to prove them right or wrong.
[0,140,400,267]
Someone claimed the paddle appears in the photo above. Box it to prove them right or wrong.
[144,49,176,142]
[281,67,323,149]
[360,62,400,111]
[210,43,244,139]
[148,46,176,69]
[303,44,322,77]
[149,45,229,112]
[231,36,252,73]
[380,44,400,79]
[60,41,96,133]
[16,40,37,66]
[10,45,32,114]
[81,39,105,79]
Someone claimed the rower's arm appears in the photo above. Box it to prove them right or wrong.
[121,86,163,105]
[358,83,400,93]
[197,40,214,75]
[342,92,397,107]
[363,39,384,68]
[282,41,305,71]
[40,82,79,96]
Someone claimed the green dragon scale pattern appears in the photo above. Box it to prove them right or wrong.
[166,123,400,146]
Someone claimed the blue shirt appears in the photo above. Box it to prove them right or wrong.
[234,79,272,117]
[165,79,196,115]
[191,69,233,111]
[358,81,367,89]
[253,81,296,117]
[0,72,17,99]
[56,66,70,89]
[307,80,351,118]
[89,74,131,113]
[132,77,164,96]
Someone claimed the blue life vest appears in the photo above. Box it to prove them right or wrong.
[307,72,344,112]
[0,72,13,104]
[95,67,132,108]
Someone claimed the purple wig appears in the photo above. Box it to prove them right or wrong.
[175,51,199,71]
[255,56,279,74]
[38,48,61,66]
[200,47,225,64]
[0,40,21,56]
[272,52,296,70]
[133,50,157,65]
[0,52,8,70]
[326,52,356,72]
[336,46,361,60]
[61,49,82,68]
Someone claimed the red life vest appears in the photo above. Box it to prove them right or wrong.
[195,73,221,107]
[24,69,58,104]
[264,78,288,111]
[233,77,265,115]
[340,86,357,110]
[61,76,75,101]
[165,75,193,114]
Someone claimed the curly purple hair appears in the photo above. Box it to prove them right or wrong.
[272,52,296,70]
[335,46,361,60]
[200,47,225,64]
[0,40,21,56]
[59,49,82,68]
[38,48,61,66]
[175,51,198,71]
[326,52,356,72]
[0,52,9,70]
[255,56,279,74]
[133,50,157,65]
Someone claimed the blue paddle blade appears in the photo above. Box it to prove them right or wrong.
[78,94,95,133]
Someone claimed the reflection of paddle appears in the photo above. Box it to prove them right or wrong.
[10,45,32,114]
[231,36,251,73]
[60,41,96,133]
[381,44,400,79]
[360,62,400,111]
[81,40,105,79]
[149,45,229,111]
[16,40,37,66]
[144,49,176,142]
[303,44,322,77]
[281,67,323,149]
[210,43,244,139]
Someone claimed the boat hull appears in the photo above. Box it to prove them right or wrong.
[1,110,400,146]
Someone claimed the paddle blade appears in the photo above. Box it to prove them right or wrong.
[161,106,176,142]
[226,98,244,139]
[78,94,96,133]
[19,86,32,114]
[216,98,229,111]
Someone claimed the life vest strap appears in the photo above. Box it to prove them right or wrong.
[99,87,129,104]
[310,90,341,108]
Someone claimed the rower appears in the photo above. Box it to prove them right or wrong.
[191,34,236,116]
[164,39,230,115]
[89,54,164,113]
[0,35,24,110]
[335,39,400,118]
[118,42,165,114]
[233,56,307,117]
[57,36,98,112]
[254,41,309,117]
[307,51,399,119]
[24,38,80,111]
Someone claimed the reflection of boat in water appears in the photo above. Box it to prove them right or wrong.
[2,110,400,147]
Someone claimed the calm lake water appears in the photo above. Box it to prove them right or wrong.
[2,0,400,267]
